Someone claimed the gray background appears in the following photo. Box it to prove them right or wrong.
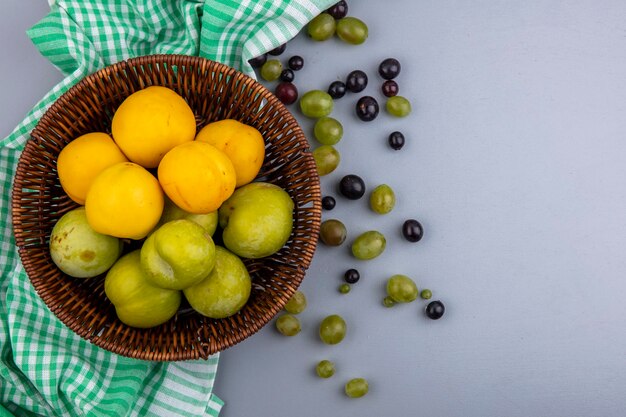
[2,1,626,416]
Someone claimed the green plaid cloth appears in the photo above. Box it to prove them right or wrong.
[0,1,334,416]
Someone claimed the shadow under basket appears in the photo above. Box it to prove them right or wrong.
[11,54,321,361]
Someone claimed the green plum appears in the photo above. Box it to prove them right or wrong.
[104,250,181,328]
[49,207,122,278]
[183,246,251,319]
[218,182,294,259]
[140,219,216,290]
[157,196,218,235]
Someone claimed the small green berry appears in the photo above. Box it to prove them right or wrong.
[316,360,335,378]
[383,296,396,308]
[339,283,351,294]
[420,289,432,300]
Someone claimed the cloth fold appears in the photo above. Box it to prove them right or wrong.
[0,0,335,416]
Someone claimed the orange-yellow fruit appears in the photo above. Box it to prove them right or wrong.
[158,141,236,214]
[85,162,164,240]
[195,119,265,187]
[111,86,196,168]
[56,132,129,204]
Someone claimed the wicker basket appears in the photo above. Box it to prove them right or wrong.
[11,55,321,361]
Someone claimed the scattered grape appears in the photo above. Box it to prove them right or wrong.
[386,95,412,117]
[345,378,369,398]
[312,145,340,176]
[369,184,395,214]
[276,314,301,336]
[322,196,336,210]
[355,96,379,121]
[336,17,368,45]
[426,300,445,320]
[319,314,347,344]
[386,274,418,303]
[378,58,401,80]
[284,290,307,314]
[316,360,336,378]
[351,230,386,260]
[402,219,423,242]
[314,117,343,145]
[338,174,365,200]
[346,70,367,93]
[344,268,360,284]
[319,219,347,246]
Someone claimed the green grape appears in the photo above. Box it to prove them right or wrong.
[312,145,340,176]
[260,59,283,82]
[319,219,347,246]
[336,17,368,45]
[299,90,334,118]
[275,314,301,336]
[386,95,412,117]
[351,230,386,260]
[386,274,418,303]
[319,314,346,345]
[307,13,336,41]
[345,378,369,398]
[314,117,343,145]
[316,360,335,378]
[369,184,396,214]
[284,290,307,314]
[338,283,350,294]
[420,289,432,300]
[382,296,396,308]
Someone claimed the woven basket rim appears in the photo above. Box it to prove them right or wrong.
[11,54,321,361]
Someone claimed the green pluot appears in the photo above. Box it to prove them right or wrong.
[183,246,251,319]
[49,207,122,278]
[105,250,181,328]
[218,182,294,259]
[141,219,216,290]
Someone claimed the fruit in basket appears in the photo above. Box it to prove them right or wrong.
[157,196,218,236]
[183,246,251,319]
[105,250,181,328]
[49,207,122,278]
[85,162,164,240]
[140,219,216,290]
[56,132,129,205]
[158,141,236,214]
[195,119,266,187]
[218,182,294,258]
[111,86,196,168]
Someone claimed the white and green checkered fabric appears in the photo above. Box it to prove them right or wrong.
[0,1,335,416]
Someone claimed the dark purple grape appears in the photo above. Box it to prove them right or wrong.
[339,174,365,200]
[425,300,445,320]
[402,219,423,242]
[280,69,295,82]
[248,53,267,68]
[346,70,368,93]
[288,55,304,71]
[355,96,379,121]
[268,43,287,56]
[344,268,360,284]
[388,131,405,150]
[378,58,401,80]
[275,82,298,105]
[326,0,348,19]
[382,80,399,97]
[328,81,347,99]
[322,196,336,210]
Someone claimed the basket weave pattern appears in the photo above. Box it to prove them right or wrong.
[11,55,321,361]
